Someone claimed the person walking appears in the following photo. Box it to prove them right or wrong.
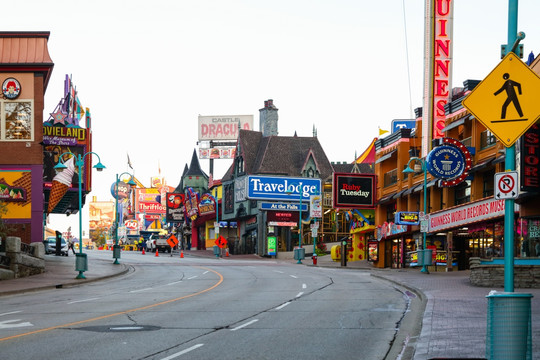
[68,237,76,255]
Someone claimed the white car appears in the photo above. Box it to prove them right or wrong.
[44,237,69,256]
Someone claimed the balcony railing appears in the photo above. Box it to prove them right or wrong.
[384,169,398,187]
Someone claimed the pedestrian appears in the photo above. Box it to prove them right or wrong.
[68,237,76,255]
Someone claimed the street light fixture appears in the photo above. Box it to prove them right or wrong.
[113,172,137,264]
[54,151,105,279]
[403,157,429,274]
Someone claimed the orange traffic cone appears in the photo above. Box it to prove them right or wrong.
[155,249,159,257]
[180,250,184,258]
[142,248,145,255]
[225,248,229,257]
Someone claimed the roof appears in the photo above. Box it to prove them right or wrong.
[0,31,54,89]
[222,129,333,181]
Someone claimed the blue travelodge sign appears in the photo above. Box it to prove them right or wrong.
[247,176,321,202]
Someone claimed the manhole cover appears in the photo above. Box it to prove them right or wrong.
[74,325,161,332]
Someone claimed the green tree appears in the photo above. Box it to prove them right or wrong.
[0,200,9,241]
[91,226,108,247]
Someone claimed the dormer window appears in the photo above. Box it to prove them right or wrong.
[307,168,315,178]
[236,156,245,175]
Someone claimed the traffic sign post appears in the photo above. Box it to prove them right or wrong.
[495,171,518,200]
[463,52,540,147]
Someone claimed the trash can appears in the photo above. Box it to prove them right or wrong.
[213,245,220,258]
[293,247,305,261]
[418,249,433,266]
[486,291,533,360]
[75,253,88,272]
[112,244,121,259]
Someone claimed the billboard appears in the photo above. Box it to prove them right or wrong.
[165,192,185,223]
[198,115,253,141]
[199,147,236,159]
[333,173,376,209]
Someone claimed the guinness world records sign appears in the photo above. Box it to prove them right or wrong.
[426,138,472,187]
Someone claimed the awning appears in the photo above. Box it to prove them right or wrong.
[492,155,506,164]
[377,194,394,204]
[403,183,421,195]
[375,150,397,164]
[392,189,407,199]
[427,179,439,188]
[470,158,494,173]
[441,118,465,132]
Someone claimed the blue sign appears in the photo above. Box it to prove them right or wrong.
[392,119,416,133]
[426,145,466,179]
[260,202,308,212]
[247,176,321,202]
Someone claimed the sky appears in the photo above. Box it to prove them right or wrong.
[4,0,540,237]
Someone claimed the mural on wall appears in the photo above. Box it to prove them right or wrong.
[0,168,32,219]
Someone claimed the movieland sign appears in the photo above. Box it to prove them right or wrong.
[247,176,321,202]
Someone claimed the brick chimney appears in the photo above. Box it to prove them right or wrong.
[259,99,278,137]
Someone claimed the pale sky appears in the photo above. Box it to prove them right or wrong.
[4,0,540,236]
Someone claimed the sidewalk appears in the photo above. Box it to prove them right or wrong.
[1,250,539,360]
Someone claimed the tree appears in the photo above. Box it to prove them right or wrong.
[90,226,108,247]
[0,200,9,242]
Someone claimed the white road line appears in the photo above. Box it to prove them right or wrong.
[0,311,22,317]
[290,275,298,279]
[130,287,153,293]
[160,344,204,360]
[203,271,209,275]
[68,297,99,304]
[275,302,290,310]
[273,270,284,274]
[187,276,198,280]
[302,283,307,289]
[166,281,183,286]
[231,319,258,331]
[296,292,304,298]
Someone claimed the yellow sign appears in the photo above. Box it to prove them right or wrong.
[462,52,540,147]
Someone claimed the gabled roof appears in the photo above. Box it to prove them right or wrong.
[223,129,333,180]
[174,164,189,193]
[185,149,208,177]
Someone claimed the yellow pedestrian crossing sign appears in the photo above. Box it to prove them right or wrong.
[462,52,540,147]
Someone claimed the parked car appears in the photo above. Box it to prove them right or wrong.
[43,236,69,256]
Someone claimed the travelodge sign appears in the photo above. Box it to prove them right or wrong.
[247,176,321,202]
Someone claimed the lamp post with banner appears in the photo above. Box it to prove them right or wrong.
[113,172,137,264]
[54,151,106,279]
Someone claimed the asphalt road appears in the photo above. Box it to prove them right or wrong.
[0,252,420,360]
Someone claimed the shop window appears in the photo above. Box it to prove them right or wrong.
[0,100,33,141]
[480,130,496,150]
[386,203,396,222]
[454,180,471,205]
[384,169,398,187]
[483,170,495,198]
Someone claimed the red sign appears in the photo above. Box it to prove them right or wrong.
[267,211,298,223]
[215,235,227,248]
[125,220,138,230]
[167,234,179,248]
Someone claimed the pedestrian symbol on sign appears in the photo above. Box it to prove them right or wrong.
[493,73,524,121]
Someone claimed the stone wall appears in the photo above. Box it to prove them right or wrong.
[0,237,45,280]
[470,258,540,288]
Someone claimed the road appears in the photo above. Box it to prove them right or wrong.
[0,251,420,360]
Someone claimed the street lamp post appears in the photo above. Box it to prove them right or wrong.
[298,187,303,264]
[54,151,105,279]
[403,157,429,274]
[113,172,136,264]
[207,192,220,257]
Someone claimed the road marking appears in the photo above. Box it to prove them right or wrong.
[68,297,99,305]
[275,302,290,310]
[161,344,204,359]
[0,320,33,329]
[302,283,307,289]
[203,271,209,275]
[290,275,298,279]
[187,276,198,280]
[166,281,183,286]
[231,319,258,331]
[0,266,224,343]
[296,292,304,298]
[130,288,153,293]
[0,311,22,317]
[273,270,284,274]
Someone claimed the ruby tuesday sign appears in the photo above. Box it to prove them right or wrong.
[333,173,375,209]
[247,176,321,202]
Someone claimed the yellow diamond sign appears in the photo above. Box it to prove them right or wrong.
[462,52,540,147]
